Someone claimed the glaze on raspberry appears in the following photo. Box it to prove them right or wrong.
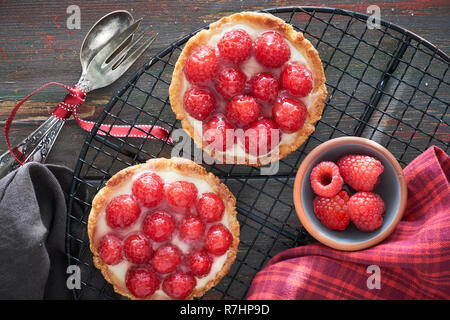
[197,192,225,222]
[179,215,205,241]
[151,244,183,274]
[205,224,233,256]
[166,180,198,211]
[184,45,217,84]
[98,233,123,265]
[181,26,315,160]
[250,72,279,102]
[203,115,236,152]
[188,250,213,277]
[280,62,313,97]
[183,88,216,120]
[126,266,160,299]
[123,233,153,264]
[143,210,176,242]
[215,67,247,100]
[105,194,141,229]
[162,272,197,299]
[132,172,164,208]
[226,95,261,127]
[243,118,280,157]
[217,29,252,64]
[272,97,307,133]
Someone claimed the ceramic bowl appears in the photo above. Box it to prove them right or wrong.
[293,137,407,251]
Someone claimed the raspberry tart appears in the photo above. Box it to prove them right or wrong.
[169,12,327,166]
[88,157,239,300]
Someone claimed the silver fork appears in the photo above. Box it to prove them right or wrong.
[0,12,156,178]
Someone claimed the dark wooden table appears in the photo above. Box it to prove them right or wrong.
[0,1,449,300]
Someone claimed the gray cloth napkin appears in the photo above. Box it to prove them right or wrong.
[0,162,85,299]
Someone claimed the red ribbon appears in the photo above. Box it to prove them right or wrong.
[4,82,172,165]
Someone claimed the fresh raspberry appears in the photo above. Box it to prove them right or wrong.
[162,272,197,299]
[313,190,351,231]
[105,194,141,229]
[132,172,164,207]
[179,215,205,241]
[254,31,290,68]
[197,192,225,222]
[310,161,344,197]
[226,95,261,127]
[188,250,212,277]
[123,233,153,264]
[215,67,246,99]
[243,118,281,157]
[280,62,313,97]
[204,224,233,256]
[126,266,160,299]
[184,45,217,84]
[337,154,384,192]
[143,210,176,242]
[203,115,236,152]
[151,244,182,274]
[272,97,307,133]
[348,192,385,232]
[166,181,198,211]
[250,72,279,102]
[98,234,123,265]
[183,88,216,120]
[217,29,252,64]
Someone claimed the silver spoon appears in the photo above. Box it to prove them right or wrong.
[0,10,156,178]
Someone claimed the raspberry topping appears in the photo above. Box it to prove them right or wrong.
[280,62,313,97]
[143,211,176,242]
[98,234,123,265]
[337,154,384,192]
[166,181,198,211]
[126,266,160,299]
[310,161,344,198]
[205,224,233,256]
[151,244,183,274]
[183,88,216,120]
[105,194,141,229]
[226,95,261,127]
[243,118,280,157]
[184,45,217,84]
[162,272,197,299]
[217,29,252,64]
[215,67,247,100]
[348,192,385,232]
[313,190,351,231]
[250,72,279,102]
[132,172,164,208]
[254,31,291,68]
[188,250,213,277]
[179,215,205,241]
[272,97,307,133]
[197,192,225,222]
[203,115,236,152]
[123,233,153,264]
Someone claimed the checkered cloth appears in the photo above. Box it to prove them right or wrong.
[247,146,450,300]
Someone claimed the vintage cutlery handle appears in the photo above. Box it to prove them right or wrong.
[0,116,65,179]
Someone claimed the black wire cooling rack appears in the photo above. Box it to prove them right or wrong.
[66,7,450,300]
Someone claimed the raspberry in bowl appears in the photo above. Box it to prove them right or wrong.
[169,12,327,166]
[293,137,407,251]
[88,158,239,299]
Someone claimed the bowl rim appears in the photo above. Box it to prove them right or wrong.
[293,136,408,251]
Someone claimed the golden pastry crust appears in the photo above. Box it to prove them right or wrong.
[169,11,327,166]
[88,157,239,300]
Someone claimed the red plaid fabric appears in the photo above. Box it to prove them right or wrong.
[247,146,450,300]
